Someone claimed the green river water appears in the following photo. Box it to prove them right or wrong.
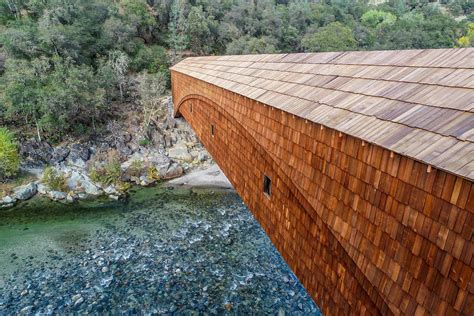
[0,185,320,314]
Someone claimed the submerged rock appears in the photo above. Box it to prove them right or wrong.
[0,188,320,315]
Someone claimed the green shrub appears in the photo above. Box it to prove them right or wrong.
[130,45,168,73]
[138,138,151,147]
[104,160,121,184]
[128,159,144,177]
[89,159,122,186]
[42,167,67,191]
[147,166,160,181]
[0,127,20,179]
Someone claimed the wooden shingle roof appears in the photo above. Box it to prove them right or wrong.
[171,48,474,181]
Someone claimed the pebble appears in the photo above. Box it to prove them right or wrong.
[101,267,109,273]
[71,294,82,302]
[74,297,84,306]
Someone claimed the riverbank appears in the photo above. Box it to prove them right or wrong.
[165,164,233,189]
[0,96,230,209]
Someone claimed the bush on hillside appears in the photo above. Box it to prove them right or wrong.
[0,127,19,180]
[42,167,67,191]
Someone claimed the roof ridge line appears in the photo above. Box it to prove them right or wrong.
[188,58,473,74]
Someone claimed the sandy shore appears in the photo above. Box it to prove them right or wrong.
[165,164,233,189]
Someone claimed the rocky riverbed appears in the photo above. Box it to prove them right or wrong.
[0,186,320,314]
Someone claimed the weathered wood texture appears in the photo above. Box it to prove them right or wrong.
[170,50,473,315]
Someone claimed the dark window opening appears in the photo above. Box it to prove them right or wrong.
[211,124,215,136]
[263,175,271,197]
[189,103,193,113]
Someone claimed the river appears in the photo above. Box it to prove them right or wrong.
[0,185,320,314]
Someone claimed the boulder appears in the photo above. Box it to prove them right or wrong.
[68,143,90,168]
[139,175,155,186]
[48,191,67,201]
[168,143,193,162]
[13,183,37,201]
[37,183,49,195]
[67,171,102,196]
[2,195,16,203]
[115,141,133,157]
[149,153,171,174]
[151,130,164,146]
[1,195,16,206]
[20,139,53,168]
[51,147,70,164]
[66,193,76,203]
[164,135,173,148]
[104,185,119,195]
[197,152,208,162]
[67,171,82,189]
[162,163,183,180]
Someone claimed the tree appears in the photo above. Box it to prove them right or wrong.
[168,0,188,65]
[1,19,43,59]
[137,71,167,138]
[458,22,474,47]
[130,44,168,73]
[301,22,357,52]
[187,6,211,54]
[120,0,157,43]
[361,10,397,29]
[107,50,129,100]
[226,35,278,54]
[2,56,108,140]
[0,127,19,179]
[2,57,47,141]
[379,12,460,49]
[277,25,301,52]
[102,16,137,54]
[0,0,468,147]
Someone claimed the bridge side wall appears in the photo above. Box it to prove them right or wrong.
[171,71,473,316]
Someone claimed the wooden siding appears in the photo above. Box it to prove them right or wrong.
[171,69,473,315]
[171,48,474,181]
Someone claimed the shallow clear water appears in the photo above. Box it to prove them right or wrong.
[0,186,320,314]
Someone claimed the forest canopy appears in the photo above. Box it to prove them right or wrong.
[0,0,472,141]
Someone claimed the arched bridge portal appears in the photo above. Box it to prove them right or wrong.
[170,49,474,315]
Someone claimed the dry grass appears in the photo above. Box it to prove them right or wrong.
[0,172,37,198]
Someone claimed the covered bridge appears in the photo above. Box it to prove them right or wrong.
[170,48,473,315]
